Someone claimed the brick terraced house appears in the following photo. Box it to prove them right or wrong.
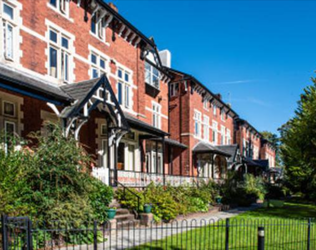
[0,0,276,187]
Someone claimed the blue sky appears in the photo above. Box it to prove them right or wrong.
[111,0,316,134]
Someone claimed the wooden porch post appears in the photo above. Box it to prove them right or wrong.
[162,136,165,186]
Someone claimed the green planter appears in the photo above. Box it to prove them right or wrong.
[106,208,116,219]
[215,197,222,204]
[144,204,152,214]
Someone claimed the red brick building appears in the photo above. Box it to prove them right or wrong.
[0,0,276,187]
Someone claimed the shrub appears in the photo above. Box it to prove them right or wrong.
[88,178,114,223]
[144,184,178,222]
[265,184,286,200]
[0,123,113,224]
[221,173,267,207]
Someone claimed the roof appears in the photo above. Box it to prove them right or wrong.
[192,141,232,157]
[0,64,71,104]
[152,138,188,149]
[167,67,239,118]
[95,0,157,50]
[124,113,169,137]
[60,78,101,118]
[235,118,262,137]
[216,144,239,163]
[253,159,269,168]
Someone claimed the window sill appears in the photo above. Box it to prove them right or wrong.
[90,31,110,47]
[47,3,74,23]
[145,81,160,91]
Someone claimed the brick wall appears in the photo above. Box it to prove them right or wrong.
[17,0,169,133]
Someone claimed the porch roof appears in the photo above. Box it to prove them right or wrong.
[124,113,169,137]
[0,64,72,105]
[215,144,239,163]
[192,141,232,157]
[152,138,188,149]
[60,75,129,131]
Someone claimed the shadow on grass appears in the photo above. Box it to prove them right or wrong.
[238,202,316,219]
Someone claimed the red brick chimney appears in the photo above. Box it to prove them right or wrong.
[108,2,118,12]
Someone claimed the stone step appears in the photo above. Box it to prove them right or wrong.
[116,208,130,215]
[115,214,135,223]
[116,220,140,229]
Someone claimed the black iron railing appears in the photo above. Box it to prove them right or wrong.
[2,214,316,250]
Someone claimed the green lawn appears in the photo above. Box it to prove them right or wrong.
[131,202,316,250]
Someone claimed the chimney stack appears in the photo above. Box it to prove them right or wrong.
[108,2,118,12]
[216,93,222,100]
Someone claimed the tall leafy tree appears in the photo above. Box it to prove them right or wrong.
[280,77,316,198]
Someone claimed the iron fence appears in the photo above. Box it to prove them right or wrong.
[1,214,316,250]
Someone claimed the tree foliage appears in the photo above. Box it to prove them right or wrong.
[0,123,113,224]
[280,77,316,198]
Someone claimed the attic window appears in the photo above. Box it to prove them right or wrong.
[145,61,160,89]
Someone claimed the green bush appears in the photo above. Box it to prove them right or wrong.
[221,173,267,207]
[0,123,113,224]
[88,178,114,223]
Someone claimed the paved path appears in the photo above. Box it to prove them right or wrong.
[69,204,261,250]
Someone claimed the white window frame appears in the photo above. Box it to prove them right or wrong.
[90,10,106,42]
[4,120,15,135]
[145,61,160,89]
[213,104,217,116]
[226,129,231,145]
[170,82,179,97]
[203,99,209,111]
[1,2,17,61]
[212,121,218,145]
[90,52,107,79]
[203,115,209,141]
[101,124,107,136]
[221,125,226,145]
[117,68,132,109]
[48,28,72,83]
[152,102,161,129]
[221,109,226,121]
[2,100,15,117]
[48,0,70,17]
[194,110,202,138]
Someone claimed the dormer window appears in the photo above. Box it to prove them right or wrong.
[91,12,105,41]
[170,83,179,97]
[49,0,69,16]
[203,99,209,110]
[145,61,159,89]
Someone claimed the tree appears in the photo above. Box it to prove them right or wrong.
[261,131,281,166]
[279,77,316,198]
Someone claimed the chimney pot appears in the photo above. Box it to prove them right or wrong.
[108,2,118,12]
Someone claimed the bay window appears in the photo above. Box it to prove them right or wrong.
[48,29,71,82]
[152,102,161,129]
[117,68,131,109]
[145,61,160,89]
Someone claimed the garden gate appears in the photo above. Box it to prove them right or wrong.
[1,215,32,250]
